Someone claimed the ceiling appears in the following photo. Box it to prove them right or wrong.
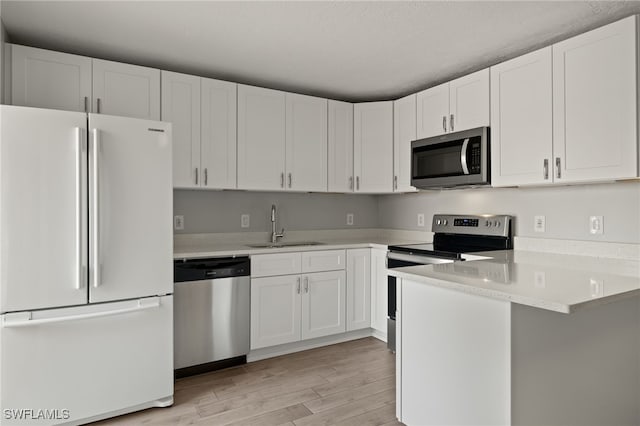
[2,1,640,102]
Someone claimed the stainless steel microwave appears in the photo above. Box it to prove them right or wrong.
[411,127,490,189]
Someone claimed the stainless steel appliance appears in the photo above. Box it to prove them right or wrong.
[411,126,490,189]
[386,214,513,352]
[174,256,251,378]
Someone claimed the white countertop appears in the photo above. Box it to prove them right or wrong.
[388,250,640,314]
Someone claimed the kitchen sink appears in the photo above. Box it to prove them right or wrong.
[246,241,325,248]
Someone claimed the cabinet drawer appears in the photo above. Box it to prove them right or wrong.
[301,249,346,273]
[251,253,302,277]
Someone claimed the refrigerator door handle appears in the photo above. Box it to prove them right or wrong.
[2,298,161,328]
[91,128,101,288]
[75,127,86,290]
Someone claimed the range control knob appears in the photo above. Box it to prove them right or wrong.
[442,219,448,226]
[485,220,491,227]
[436,219,442,225]
[495,221,501,227]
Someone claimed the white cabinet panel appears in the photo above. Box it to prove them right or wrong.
[251,275,301,349]
[92,59,160,120]
[370,248,388,334]
[88,115,172,303]
[346,248,371,331]
[416,82,449,139]
[251,252,302,278]
[490,47,553,187]
[449,68,490,133]
[237,85,286,190]
[393,94,417,192]
[201,78,237,189]
[301,271,346,340]
[0,106,88,312]
[301,250,346,273]
[328,100,354,192]
[161,71,200,188]
[10,44,92,112]
[285,93,327,192]
[553,16,638,183]
[354,101,394,193]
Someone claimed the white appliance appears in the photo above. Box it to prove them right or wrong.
[0,105,174,425]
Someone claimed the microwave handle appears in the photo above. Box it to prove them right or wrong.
[460,138,470,175]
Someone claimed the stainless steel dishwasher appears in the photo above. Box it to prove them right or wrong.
[173,256,250,378]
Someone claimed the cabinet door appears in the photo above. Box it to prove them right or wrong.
[10,44,92,112]
[393,94,417,192]
[237,85,286,190]
[553,16,638,183]
[201,78,237,189]
[490,47,553,187]
[92,59,160,120]
[285,93,328,192]
[346,248,371,331]
[449,68,490,133]
[301,271,346,340]
[251,275,301,349]
[328,100,354,192]
[416,82,449,139]
[370,248,388,334]
[161,71,201,188]
[354,101,394,193]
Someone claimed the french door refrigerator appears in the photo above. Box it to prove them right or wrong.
[0,105,174,425]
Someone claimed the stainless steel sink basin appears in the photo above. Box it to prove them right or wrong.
[247,241,325,248]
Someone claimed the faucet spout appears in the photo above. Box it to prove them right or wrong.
[270,204,284,244]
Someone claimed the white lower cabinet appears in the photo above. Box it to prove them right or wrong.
[370,248,388,335]
[346,248,372,331]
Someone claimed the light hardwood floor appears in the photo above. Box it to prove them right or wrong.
[92,337,402,426]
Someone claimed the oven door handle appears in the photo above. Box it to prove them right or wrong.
[460,138,470,175]
[387,251,455,265]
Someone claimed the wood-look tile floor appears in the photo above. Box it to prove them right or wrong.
[92,337,402,426]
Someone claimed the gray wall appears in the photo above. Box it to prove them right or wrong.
[378,182,640,244]
[173,190,378,234]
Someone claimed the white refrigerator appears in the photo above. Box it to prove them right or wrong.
[0,105,174,425]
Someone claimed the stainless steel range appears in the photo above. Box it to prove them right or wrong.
[386,214,513,352]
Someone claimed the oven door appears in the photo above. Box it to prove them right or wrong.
[411,126,489,188]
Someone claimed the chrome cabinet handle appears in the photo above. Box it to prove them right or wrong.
[556,157,561,179]
[304,276,309,293]
[349,176,353,190]
[296,277,301,294]
[281,172,285,188]
[204,168,208,186]
[75,127,85,290]
[84,96,88,113]
[356,176,360,190]
[288,173,292,188]
[543,159,549,180]
[394,175,398,190]
[195,167,199,185]
[442,116,447,132]
[97,98,101,114]
[450,114,454,132]
[91,128,101,288]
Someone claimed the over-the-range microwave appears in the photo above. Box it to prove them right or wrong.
[410,126,490,189]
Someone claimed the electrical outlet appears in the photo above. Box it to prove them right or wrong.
[174,215,184,231]
[589,216,603,235]
[534,215,546,233]
[417,213,425,227]
[534,271,546,288]
[241,214,250,228]
[346,213,354,226]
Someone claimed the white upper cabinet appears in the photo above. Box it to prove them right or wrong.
[237,85,287,191]
[328,100,355,192]
[92,59,160,120]
[10,44,92,112]
[285,93,328,192]
[354,101,394,193]
[393,94,417,192]
[552,16,638,183]
[417,69,490,139]
[490,47,553,187]
[161,71,201,188]
[201,78,237,189]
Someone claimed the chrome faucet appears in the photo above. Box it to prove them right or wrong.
[270,204,285,244]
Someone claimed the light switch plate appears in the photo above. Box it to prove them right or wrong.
[589,216,603,234]
[417,213,425,227]
[534,215,546,233]
[174,215,184,231]
[241,214,250,228]
[346,213,354,226]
